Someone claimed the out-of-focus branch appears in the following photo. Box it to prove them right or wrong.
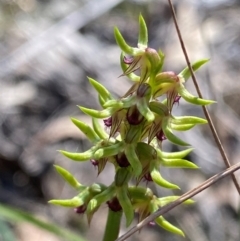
[0,0,124,79]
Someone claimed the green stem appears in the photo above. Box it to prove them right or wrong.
[102,209,122,241]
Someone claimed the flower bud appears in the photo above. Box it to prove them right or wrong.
[145,47,162,74]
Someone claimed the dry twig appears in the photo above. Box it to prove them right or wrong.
[167,0,240,194]
[116,161,240,241]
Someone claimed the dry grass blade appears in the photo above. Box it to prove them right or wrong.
[116,161,240,241]
[167,0,240,194]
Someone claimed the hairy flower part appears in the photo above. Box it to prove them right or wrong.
[167,89,179,112]
[123,55,142,75]
[97,158,108,175]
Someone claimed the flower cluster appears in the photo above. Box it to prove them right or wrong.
[49,15,214,237]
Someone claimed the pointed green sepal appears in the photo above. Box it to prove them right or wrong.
[170,123,195,131]
[54,165,81,189]
[114,27,142,55]
[158,196,195,207]
[149,201,184,236]
[162,118,190,146]
[138,14,148,49]
[88,77,112,102]
[71,118,100,143]
[92,118,109,139]
[48,197,84,207]
[150,167,180,189]
[161,159,199,169]
[159,148,193,159]
[177,85,216,105]
[171,116,208,125]
[103,99,124,108]
[49,187,90,207]
[59,150,93,161]
[98,94,105,108]
[93,142,124,159]
[179,59,209,81]
[155,216,185,236]
[79,106,115,118]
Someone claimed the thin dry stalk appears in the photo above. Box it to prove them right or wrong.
[167,0,240,194]
[116,162,240,241]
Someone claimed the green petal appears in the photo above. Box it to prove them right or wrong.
[150,167,180,189]
[158,196,194,207]
[170,123,195,131]
[92,118,109,140]
[162,118,190,146]
[71,118,100,143]
[48,198,83,207]
[103,99,124,108]
[59,150,93,161]
[93,142,124,159]
[54,165,81,189]
[79,106,114,118]
[179,59,209,81]
[155,216,185,236]
[171,116,208,125]
[161,159,199,169]
[114,27,142,55]
[88,77,112,102]
[177,85,216,105]
[138,14,148,48]
[158,148,193,159]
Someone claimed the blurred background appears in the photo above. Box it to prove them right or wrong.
[0,0,240,240]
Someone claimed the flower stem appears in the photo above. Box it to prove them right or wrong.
[102,209,122,241]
